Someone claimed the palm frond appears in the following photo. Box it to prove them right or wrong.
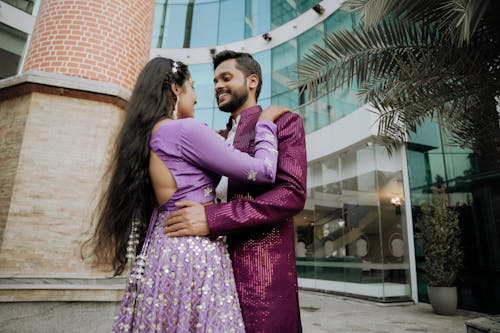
[291,19,440,100]
[294,0,500,162]
[436,0,490,45]
[358,44,498,151]
[342,0,439,28]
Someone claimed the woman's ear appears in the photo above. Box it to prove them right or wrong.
[170,83,179,97]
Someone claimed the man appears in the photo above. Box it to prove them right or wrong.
[164,50,307,332]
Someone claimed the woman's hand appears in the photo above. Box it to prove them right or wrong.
[259,104,290,122]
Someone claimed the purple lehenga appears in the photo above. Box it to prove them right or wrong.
[112,118,278,333]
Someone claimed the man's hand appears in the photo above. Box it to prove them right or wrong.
[162,200,209,237]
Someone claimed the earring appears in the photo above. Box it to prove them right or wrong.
[173,97,179,120]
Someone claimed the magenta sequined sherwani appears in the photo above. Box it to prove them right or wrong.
[205,106,307,333]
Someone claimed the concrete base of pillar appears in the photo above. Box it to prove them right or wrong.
[0,277,126,302]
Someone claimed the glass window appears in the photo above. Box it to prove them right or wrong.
[218,0,245,45]
[296,143,411,300]
[297,24,324,59]
[2,0,35,14]
[254,50,272,99]
[159,3,189,48]
[440,128,475,180]
[408,117,500,310]
[271,41,298,109]
[296,0,321,14]
[189,63,217,128]
[271,0,295,28]
[245,0,271,38]
[328,91,362,122]
[0,23,28,79]
[324,8,355,33]
[190,1,219,47]
[152,1,167,48]
[294,17,363,133]
[254,50,272,107]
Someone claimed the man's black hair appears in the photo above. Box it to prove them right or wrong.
[213,50,262,100]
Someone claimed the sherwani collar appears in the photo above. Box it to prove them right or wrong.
[224,105,262,132]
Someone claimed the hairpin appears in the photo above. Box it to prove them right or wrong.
[172,61,179,74]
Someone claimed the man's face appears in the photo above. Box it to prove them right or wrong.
[213,59,249,113]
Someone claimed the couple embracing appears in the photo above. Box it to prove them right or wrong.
[87,50,307,332]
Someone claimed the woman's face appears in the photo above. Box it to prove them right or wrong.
[177,78,197,119]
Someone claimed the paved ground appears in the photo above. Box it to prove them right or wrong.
[0,290,482,332]
[299,291,480,333]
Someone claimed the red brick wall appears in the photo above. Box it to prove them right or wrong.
[23,0,155,91]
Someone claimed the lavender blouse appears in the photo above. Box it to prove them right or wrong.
[149,118,278,207]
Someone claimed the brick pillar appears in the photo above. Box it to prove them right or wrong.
[0,0,156,301]
[23,0,155,91]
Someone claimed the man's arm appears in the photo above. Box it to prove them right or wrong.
[206,112,307,236]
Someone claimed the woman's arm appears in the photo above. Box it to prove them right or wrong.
[205,112,307,235]
[179,118,278,183]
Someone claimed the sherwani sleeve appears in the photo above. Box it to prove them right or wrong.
[205,112,307,236]
[179,118,278,184]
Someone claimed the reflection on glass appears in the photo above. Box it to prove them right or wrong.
[298,23,323,59]
[254,50,272,103]
[151,1,363,133]
[271,1,296,28]
[271,41,298,109]
[296,143,411,301]
[324,8,354,33]
[189,63,216,127]
[245,0,270,39]
[407,115,500,310]
[296,0,322,14]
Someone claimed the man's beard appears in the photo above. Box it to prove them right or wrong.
[218,84,248,113]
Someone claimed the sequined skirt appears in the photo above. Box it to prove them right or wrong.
[112,210,245,333]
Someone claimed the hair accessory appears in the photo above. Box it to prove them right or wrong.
[172,61,179,74]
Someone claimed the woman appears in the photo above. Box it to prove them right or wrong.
[86,57,286,332]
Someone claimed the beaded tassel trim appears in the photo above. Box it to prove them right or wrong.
[126,219,147,284]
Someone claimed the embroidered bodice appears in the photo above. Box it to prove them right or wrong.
[149,118,278,210]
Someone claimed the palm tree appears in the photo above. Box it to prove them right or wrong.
[293,0,500,171]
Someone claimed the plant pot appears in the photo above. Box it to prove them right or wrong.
[427,286,457,315]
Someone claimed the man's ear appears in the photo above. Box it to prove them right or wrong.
[248,74,259,90]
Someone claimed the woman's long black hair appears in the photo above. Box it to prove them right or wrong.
[84,57,190,275]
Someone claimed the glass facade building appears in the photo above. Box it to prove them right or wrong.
[408,120,500,313]
[0,0,38,78]
[151,0,414,303]
[149,0,500,312]
[2,0,498,313]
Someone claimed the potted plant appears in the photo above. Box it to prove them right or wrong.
[417,186,463,315]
